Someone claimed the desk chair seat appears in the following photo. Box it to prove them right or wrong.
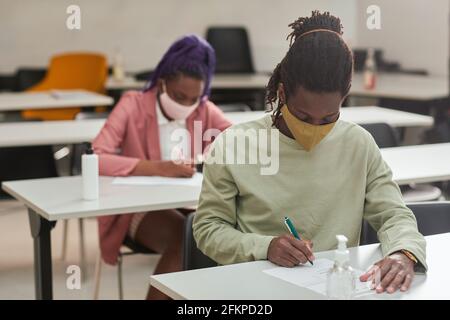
[360,201,450,245]
[22,52,108,121]
[401,184,444,202]
[93,235,155,300]
[121,236,155,254]
[360,122,443,203]
[183,212,217,271]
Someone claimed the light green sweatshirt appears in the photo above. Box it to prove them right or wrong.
[193,115,427,272]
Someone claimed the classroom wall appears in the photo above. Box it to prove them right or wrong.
[355,0,449,76]
[0,0,356,74]
[0,0,448,76]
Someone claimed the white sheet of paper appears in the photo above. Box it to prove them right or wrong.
[50,90,87,99]
[263,258,374,298]
[112,172,203,187]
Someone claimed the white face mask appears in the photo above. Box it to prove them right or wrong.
[159,82,200,120]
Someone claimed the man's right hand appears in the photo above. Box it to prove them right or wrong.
[132,160,195,178]
[267,234,315,267]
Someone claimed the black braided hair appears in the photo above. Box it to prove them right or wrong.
[266,11,354,124]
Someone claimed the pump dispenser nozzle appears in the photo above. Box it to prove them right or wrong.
[335,235,349,267]
[327,234,356,299]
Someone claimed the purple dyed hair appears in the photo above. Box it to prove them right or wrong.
[144,34,216,99]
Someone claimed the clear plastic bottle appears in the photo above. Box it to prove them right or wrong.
[82,142,99,200]
[326,235,356,300]
[363,48,377,90]
[112,47,125,81]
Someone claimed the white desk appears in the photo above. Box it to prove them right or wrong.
[1,176,201,299]
[0,107,433,147]
[225,106,434,128]
[0,119,105,147]
[2,176,201,221]
[0,90,114,112]
[107,73,449,102]
[151,233,450,300]
[3,143,450,299]
[106,74,270,91]
[212,74,270,89]
[351,73,449,101]
[381,143,450,185]
[106,76,145,91]
[2,138,448,187]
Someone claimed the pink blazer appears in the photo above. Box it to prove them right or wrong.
[93,88,231,265]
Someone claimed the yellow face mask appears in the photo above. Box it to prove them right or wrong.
[281,104,337,151]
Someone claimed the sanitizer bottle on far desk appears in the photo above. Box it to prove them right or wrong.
[363,48,377,90]
[82,142,99,200]
[326,235,355,300]
[112,48,125,82]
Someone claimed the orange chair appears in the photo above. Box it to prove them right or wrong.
[22,52,108,121]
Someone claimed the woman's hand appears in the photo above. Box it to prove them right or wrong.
[156,160,196,177]
[360,252,415,294]
[132,160,195,178]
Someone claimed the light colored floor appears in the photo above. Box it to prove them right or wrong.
[0,199,161,300]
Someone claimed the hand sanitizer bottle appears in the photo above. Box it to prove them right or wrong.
[112,47,125,81]
[363,48,377,90]
[326,235,355,300]
[82,142,99,200]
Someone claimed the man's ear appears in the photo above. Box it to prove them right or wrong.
[278,83,286,105]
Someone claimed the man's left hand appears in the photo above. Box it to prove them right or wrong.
[360,252,415,294]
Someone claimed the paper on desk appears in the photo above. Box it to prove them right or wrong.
[112,172,203,187]
[263,258,374,298]
[49,90,86,99]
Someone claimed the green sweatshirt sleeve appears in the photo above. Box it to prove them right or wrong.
[363,133,427,273]
[193,137,275,265]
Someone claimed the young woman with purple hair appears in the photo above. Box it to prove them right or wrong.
[93,34,231,299]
